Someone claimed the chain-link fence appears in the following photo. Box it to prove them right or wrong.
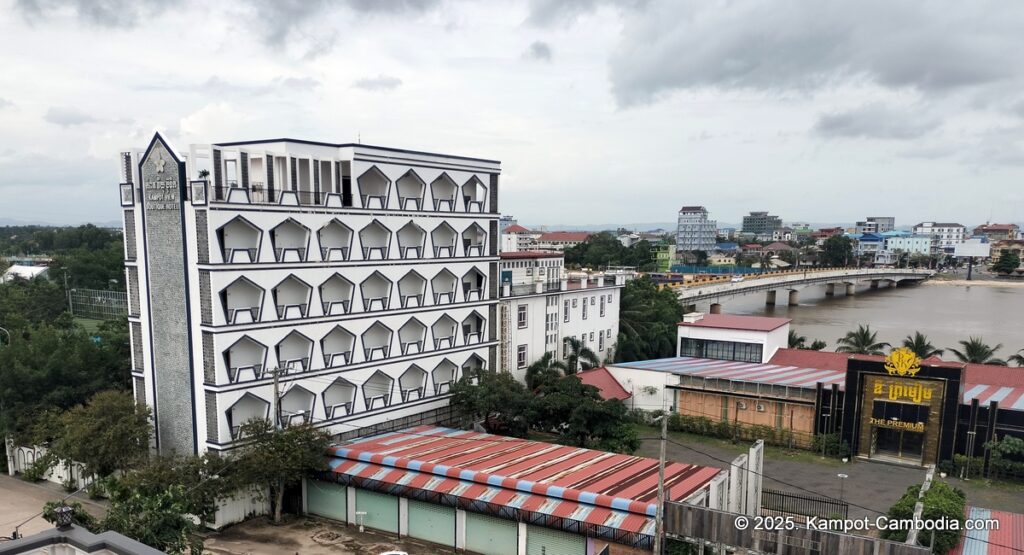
[69,288,128,321]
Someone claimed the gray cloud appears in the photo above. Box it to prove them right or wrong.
[352,75,403,92]
[523,41,553,62]
[0,98,12,109]
[135,75,321,96]
[44,107,96,127]
[16,0,170,27]
[608,1,1024,107]
[527,0,647,27]
[814,104,942,140]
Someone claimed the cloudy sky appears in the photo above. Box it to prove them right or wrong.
[1,0,1023,228]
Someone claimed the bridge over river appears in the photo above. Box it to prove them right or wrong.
[668,268,934,312]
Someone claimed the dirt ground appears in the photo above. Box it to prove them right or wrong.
[202,516,453,555]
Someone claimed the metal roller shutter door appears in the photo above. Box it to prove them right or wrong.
[526,525,585,555]
[354,489,399,534]
[306,480,347,523]
[465,512,518,555]
[407,500,456,547]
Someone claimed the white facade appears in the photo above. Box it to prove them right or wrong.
[676,314,789,364]
[497,253,624,383]
[676,206,717,252]
[913,222,965,253]
[884,235,932,256]
[120,134,500,455]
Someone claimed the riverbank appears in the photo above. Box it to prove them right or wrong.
[923,279,1024,288]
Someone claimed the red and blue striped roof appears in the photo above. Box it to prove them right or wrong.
[950,506,1024,555]
[326,426,722,534]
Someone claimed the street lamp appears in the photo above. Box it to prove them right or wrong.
[837,473,849,501]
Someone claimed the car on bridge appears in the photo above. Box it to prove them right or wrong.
[730,275,745,283]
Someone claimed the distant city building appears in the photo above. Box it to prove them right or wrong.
[715,242,739,253]
[854,221,878,234]
[884,235,932,257]
[654,243,676,272]
[913,222,966,254]
[717,227,737,240]
[499,215,518,233]
[741,211,782,236]
[676,206,717,252]
[850,233,885,262]
[534,231,591,251]
[973,223,1019,242]
[771,227,794,242]
[863,217,895,233]
[990,239,1024,262]
[790,222,812,235]
[500,224,537,252]
[617,233,641,248]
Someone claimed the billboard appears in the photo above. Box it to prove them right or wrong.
[954,239,991,258]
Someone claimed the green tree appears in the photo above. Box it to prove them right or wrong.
[615,277,684,363]
[820,235,853,267]
[948,338,1006,365]
[102,485,204,554]
[902,332,944,359]
[1010,349,1024,367]
[48,390,151,479]
[992,250,1021,274]
[450,371,532,437]
[533,378,638,453]
[235,420,332,523]
[111,453,239,523]
[880,481,965,555]
[692,250,709,266]
[788,330,807,349]
[835,325,889,355]
[563,336,599,375]
[525,351,566,390]
[808,339,827,351]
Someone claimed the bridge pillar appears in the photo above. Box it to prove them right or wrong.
[870,280,879,289]
[890,279,898,288]
[765,291,776,306]
[710,303,722,314]
[825,283,835,296]
[846,283,856,296]
[788,290,799,306]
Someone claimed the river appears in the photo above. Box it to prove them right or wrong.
[701,281,1024,355]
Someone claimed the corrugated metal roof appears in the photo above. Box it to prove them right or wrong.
[326,426,721,531]
[949,506,1024,555]
[615,357,847,390]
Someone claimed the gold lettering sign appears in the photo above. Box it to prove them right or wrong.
[872,382,934,403]
[885,347,921,377]
[870,418,925,433]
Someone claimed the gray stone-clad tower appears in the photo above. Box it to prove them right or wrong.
[121,133,501,454]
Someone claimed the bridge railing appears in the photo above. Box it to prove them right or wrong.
[656,267,931,290]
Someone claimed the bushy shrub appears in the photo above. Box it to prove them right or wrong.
[880,481,965,555]
[810,433,850,459]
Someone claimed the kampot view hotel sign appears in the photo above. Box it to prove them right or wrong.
[144,151,180,210]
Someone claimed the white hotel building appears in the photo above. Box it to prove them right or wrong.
[120,134,500,455]
[497,251,625,382]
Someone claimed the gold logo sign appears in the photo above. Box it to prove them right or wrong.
[870,417,925,433]
[885,347,921,377]
[873,382,933,404]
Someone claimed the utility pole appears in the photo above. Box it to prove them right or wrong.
[653,414,667,555]
[271,367,282,430]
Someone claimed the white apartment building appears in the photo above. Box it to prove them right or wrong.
[497,252,625,383]
[499,224,538,253]
[676,206,717,252]
[884,235,932,256]
[913,222,965,254]
[120,133,500,455]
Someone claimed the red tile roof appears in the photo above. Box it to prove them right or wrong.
[679,314,791,332]
[575,367,632,401]
[768,348,860,371]
[499,250,563,259]
[538,231,592,242]
[763,242,795,251]
[974,224,1018,233]
[504,224,532,233]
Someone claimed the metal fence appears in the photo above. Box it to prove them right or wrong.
[762,488,849,520]
[69,288,128,321]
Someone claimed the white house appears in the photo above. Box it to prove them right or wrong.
[1,264,49,283]
[913,222,965,254]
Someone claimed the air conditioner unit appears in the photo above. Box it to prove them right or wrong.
[736,401,747,410]
[756,403,767,412]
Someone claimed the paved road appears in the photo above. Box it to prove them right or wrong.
[0,475,106,539]
[636,437,1024,519]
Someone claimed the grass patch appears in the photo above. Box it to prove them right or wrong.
[632,423,845,467]
[74,317,104,333]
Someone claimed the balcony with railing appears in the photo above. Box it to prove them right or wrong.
[462,176,487,212]
[430,173,458,212]
[363,370,394,410]
[321,325,355,367]
[273,276,311,319]
[228,393,269,440]
[431,223,457,257]
[432,360,457,395]
[217,217,261,263]
[432,270,458,304]
[361,322,392,361]
[276,331,313,373]
[461,312,485,345]
[396,170,426,210]
[399,365,428,402]
[224,336,267,383]
[319,220,353,261]
[360,271,392,311]
[320,274,354,316]
[359,220,391,260]
[397,222,426,259]
[279,385,315,427]
[397,271,426,308]
[462,224,487,257]
[358,166,390,209]
[220,277,263,324]
[462,353,486,377]
[323,377,357,419]
[270,219,310,262]
[429,316,457,352]
[398,318,426,356]
[461,268,485,301]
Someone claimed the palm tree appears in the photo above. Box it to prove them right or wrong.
[1010,349,1024,367]
[525,351,567,390]
[563,336,599,375]
[835,325,890,355]
[788,330,807,349]
[902,332,944,359]
[949,338,1007,365]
